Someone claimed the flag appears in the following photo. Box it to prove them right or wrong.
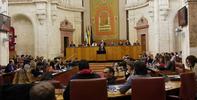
[87,26,91,45]
[84,26,88,44]
[90,25,94,45]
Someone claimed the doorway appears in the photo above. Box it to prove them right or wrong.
[141,34,146,52]
[136,17,149,52]
[64,37,69,56]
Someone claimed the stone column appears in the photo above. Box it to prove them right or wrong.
[147,0,155,53]
[74,15,82,45]
[34,0,49,58]
[0,0,9,66]
[188,0,197,56]
[119,0,127,40]
[152,0,160,53]
[158,0,170,52]
[0,33,9,66]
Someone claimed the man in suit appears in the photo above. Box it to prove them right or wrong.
[97,40,106,54]
[4,60,15,73]
[103,67,116,85]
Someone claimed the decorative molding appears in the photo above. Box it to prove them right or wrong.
[60,19,75,32]
[135,25,149,30]
[159,0,170,21]
[51,2,58,24]
[159,7,170,21]
[57,5,85,12]
[8,0,32,3]
[34,1,47,25]
[135,17,149,30]
[148,0,154,21]
[0,0,8,15]
[125,2,149,10]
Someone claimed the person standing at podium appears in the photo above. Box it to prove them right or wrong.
[97,40,106,54]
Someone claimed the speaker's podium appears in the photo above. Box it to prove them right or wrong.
[96,50,106,61]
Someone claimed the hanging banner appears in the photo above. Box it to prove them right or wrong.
[90,0,119,41]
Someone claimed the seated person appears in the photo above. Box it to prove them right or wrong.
[125,61,134,80]
[63,60,100,100]
[30,82,55,100]
[124,40,131,46]
[119,61,151,94]
[40,63,55,81]
[186,55,197,74]
[103,67,117,85]
[12,67,32,84]
[118,41,124,46]
[69,41,76,47]
[155,55,166,70]
[4,60,15,73]
[91,41,97,46]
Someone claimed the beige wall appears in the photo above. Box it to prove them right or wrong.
[8,0,84,58]
[3,0,194,65]
[126,0,182,55]
[12,15,34,56]
[0,0,9,66]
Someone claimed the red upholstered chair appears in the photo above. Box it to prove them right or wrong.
[131,77,166,100]
[167,72,196,100]
[70,78,107,100]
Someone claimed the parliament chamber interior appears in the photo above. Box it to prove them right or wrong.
[0,0,197,100]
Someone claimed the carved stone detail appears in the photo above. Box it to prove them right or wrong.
[135,17,149,30]
[60,19,75,32]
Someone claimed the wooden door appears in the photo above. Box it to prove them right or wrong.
[141,34,146,52]
[64,37,69,56]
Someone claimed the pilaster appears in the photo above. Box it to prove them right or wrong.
[188,0,197,56]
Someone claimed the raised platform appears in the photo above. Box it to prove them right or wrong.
[66,46,142,61]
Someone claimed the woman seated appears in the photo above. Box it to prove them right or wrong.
[125,61,134,80]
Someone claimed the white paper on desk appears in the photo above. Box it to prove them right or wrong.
[108,85,123,92]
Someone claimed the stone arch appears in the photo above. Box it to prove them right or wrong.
[135,16,149,52]
[12,14,35,56]
[60,18,75,56]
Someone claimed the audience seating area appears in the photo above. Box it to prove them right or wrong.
[0,52,196,100]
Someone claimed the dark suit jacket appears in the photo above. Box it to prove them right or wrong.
[4,64,14,73]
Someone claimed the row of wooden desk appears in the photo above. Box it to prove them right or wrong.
[55,80,181,100]
[1,67,180,100]
[66,46,142,61]
[54,71,181,100]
